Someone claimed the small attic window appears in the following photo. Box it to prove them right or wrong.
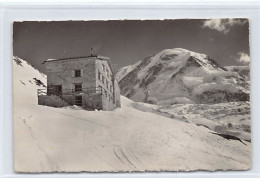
[74,69,82,77]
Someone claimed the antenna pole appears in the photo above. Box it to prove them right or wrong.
[91,48,93,56]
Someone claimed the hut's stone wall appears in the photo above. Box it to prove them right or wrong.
[40,56,121,111]
[45,58,96,92]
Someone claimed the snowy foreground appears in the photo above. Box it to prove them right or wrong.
[13,57,251,172]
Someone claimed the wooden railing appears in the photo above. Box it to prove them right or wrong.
[37,87,103,105]
[37,89,47,96]
[38,86,116,106]
[38,88,74,105]
[38,87,102,96]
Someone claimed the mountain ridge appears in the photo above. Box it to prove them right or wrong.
[117,48,250,105]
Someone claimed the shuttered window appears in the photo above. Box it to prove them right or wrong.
[107,69,109,77]
[98,71,102,81]
[72,69,83,77]
[72,83,82,92]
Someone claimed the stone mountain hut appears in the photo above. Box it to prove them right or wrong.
[38,54,121,111]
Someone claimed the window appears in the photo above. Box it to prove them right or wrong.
[103,77,105,84]
[72,83,82,92]
[98,85,102,93]
[98,71,102,81]
[107,69,109,77]
[75,84,82,91]
[73,69,82,77]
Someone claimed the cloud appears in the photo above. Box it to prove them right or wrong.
[237,52,250,65]
[202,19,247,34]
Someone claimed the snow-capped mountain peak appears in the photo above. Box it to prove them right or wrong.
[117,48,250,104]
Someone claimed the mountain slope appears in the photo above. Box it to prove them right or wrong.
[116,61,142,81]
[13,56,46,104]
[117,48,250,104]
[225,65,250,81]
[13,56,251,172]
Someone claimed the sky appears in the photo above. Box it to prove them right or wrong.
[13,19,250,73]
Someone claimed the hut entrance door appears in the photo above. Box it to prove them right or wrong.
[75,95,82,106]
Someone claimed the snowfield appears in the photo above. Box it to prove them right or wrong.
[13,57,251,172]
[131,101,251,141]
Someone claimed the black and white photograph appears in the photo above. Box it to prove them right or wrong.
[13,19,251,172]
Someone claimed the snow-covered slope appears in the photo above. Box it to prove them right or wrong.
[116,61,141,81]
[130,100,251,141]
[225,66,250,81]
[118,48,250,104]
[13,56,251,172]
[13,56,46,103]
